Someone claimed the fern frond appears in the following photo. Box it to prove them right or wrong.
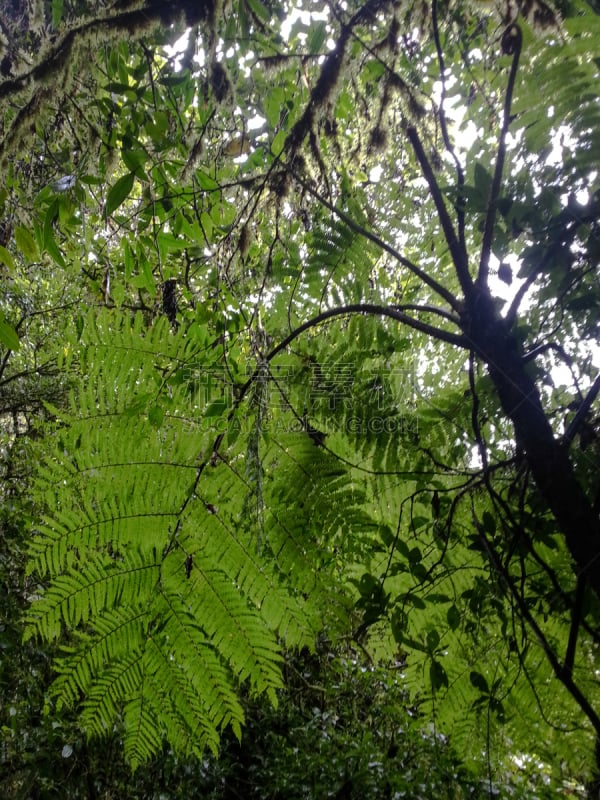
[304,200,381,304]
[26,550,160,640]
[514,10,600,178]
[27,309,363,764]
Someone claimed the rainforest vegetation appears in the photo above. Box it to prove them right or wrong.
[1,0,600,796]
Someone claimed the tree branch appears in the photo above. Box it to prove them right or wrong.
[179,300,467,525]
[522,340,573,366]
[565,575,586,679]
[285,0,398,157]
[475,514,600,740]
[392,303,460,325]
[405,125,472,296]
[262,303,468,369]
[506,194,600,325]
[431,0,466,249]
[294,172,462,312]
[0,0,216,161]
[477,24,522,287]
[0,1,204,100]
[564,371,600,446]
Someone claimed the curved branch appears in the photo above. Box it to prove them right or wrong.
[179,300,466,519]
[264,303,468,367]
[392,302,460,324]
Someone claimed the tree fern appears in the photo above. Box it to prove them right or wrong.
[26,309,375,766]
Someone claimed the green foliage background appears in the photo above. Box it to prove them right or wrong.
[1,0,600,795]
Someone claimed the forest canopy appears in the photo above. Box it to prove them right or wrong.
[1,0,600,795]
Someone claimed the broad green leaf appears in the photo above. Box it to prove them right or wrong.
[271,130,286,157]
[430,659,448,692]
[145,111,169,141]
[426,629,440,653]
[246,0,270,23]
[105,173,135,216]
[51,0,63,28]
[130,275,147,289]
[446,605,460,631]
[122,150,149,180]
[123,239,134,279]
[482,510,496,535]
[470,671,489,694]
[14,226,39,261]
[264,87,285,128]
[0,315,19,350]
[307,21,327,55]
[390,607,408,643]
[44,197,58,247]
[0,244,15,271]
[112,282,125,307]
[43,199,66,267]
[148,404,164,428]
[204,399,229,417]
[361,59,385,84]
[474,163,492,199]
[45,232,66,268]
[195,172,219,191]
[201,211,214,241]
[139,251,156,297]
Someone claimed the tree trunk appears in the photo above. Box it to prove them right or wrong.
[465,289,600,596]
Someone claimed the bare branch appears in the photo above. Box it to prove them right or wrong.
[431,0,466,248]
[405,125,472,296]
[477,24,522,287]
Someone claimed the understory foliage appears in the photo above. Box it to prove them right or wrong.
[1,0,600,792]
